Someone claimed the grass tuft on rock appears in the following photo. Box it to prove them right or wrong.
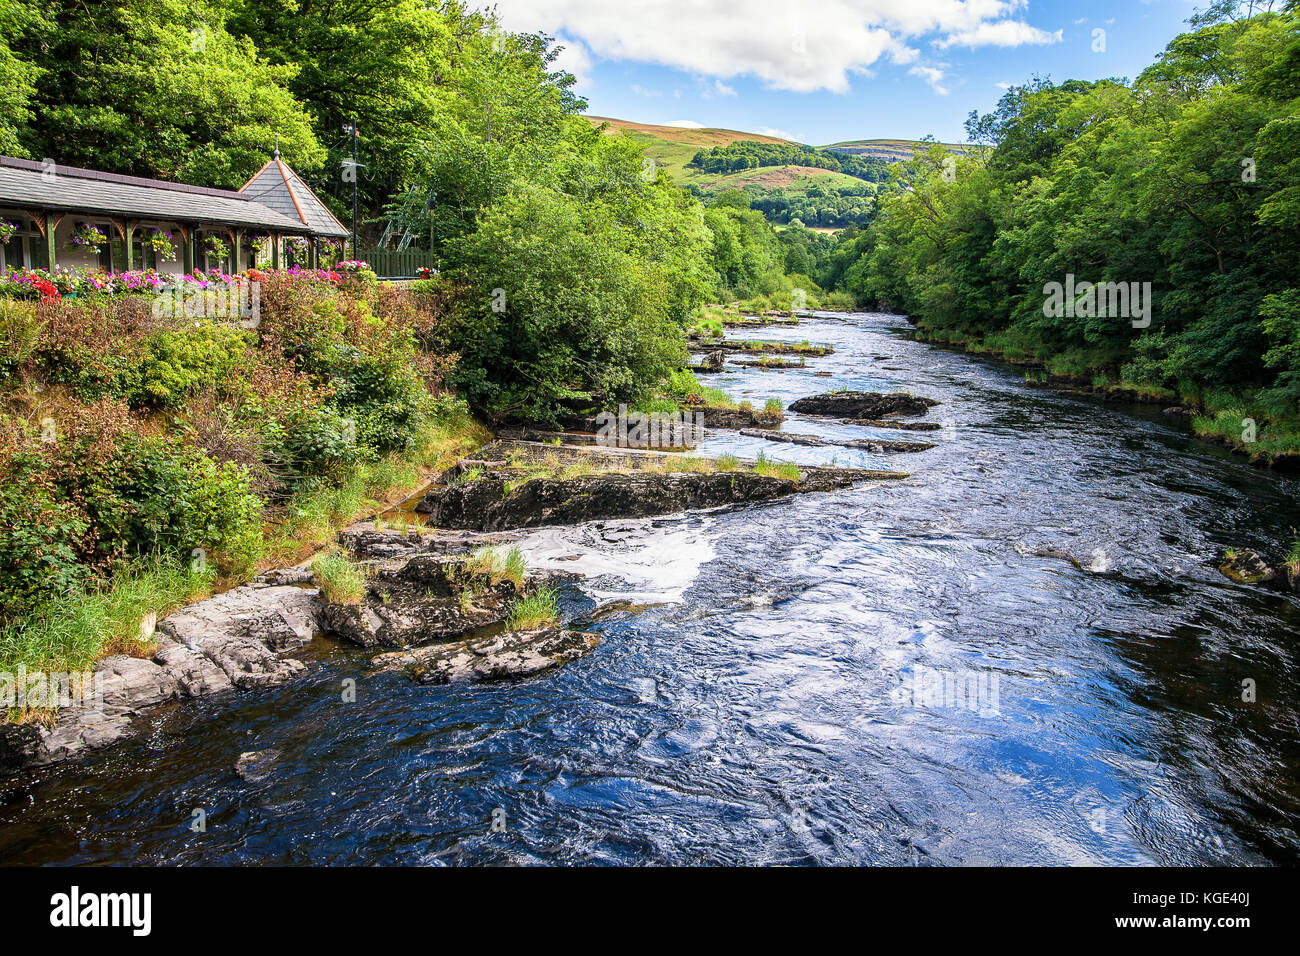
[311,552,367,605]
[505,585,559,631]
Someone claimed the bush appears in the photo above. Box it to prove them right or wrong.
[130,323,251,407]
[0,450,92,619]
[0,299,43,378]
[89,436,263,573]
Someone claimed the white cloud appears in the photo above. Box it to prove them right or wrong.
[496,1,1063,95]
[550,34,594,91]
[756,126,799,141]
[630,84,662,96]
[910,65,950,95]
[995,80,1012,90]
[935,20,1063,49]
[665,119,706,128]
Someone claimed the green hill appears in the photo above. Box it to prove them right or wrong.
[821,138,976,161]
[586,116,882,228]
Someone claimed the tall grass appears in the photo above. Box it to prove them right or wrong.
[460,545,527,589]
[505,585,559,631]
[0,558,214,676]
[754,452,801,482]
[310,551,367,605]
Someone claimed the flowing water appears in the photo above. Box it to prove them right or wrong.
[3,312,1298,865]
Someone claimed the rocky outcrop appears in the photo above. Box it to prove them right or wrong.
[0,582,324,777]
[157,584,319,689]
[691,405,781,429]
[318,553,538,648]
[789,391,939,419]
[734,358,808,370]
[372,628,601,685]
[839,438,937,454]
[740,428,829,446]
[739,428,937,454]
[848,419,943,432]
[418,465,902,532]
[699,349,726,372]
[698,340,833,356]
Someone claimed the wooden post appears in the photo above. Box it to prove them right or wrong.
[45,213,57,270]
[271,233,280,270]
[231,230,242,274]
[124,223,135,271]
[182,226,194,274]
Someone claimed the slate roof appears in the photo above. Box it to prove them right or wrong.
[241,159,350,238]
[0,155,324,234]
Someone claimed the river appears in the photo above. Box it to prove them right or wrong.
[2,311,1297,865]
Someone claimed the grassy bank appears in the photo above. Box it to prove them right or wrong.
[0,272,487,683]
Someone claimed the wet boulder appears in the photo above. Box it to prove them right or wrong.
[372,628,601,685]
[1218,550,1276,585]
[419,470,803,532]
[789,391,939,419]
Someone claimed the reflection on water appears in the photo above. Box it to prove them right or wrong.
[2,312,1298,865]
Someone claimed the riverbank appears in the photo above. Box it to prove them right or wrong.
[0,420,914,776]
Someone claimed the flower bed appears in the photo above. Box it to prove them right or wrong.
[0,266,346,301]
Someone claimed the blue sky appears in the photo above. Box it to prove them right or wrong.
[496,0,1203,144]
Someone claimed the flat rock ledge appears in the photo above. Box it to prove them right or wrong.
[789,391,939,419]
[739,428,936,453]
[417,465,903,532]
[371,628,601,685]
[1,583,323,776]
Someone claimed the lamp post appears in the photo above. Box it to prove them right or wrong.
[348,118,358,259]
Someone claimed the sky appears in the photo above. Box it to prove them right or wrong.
[495,0,1206,144]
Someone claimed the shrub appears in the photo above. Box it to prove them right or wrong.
[130,323,252,407]
[88,436,263,572]
[0,299,43,378]
[0,449,92,619]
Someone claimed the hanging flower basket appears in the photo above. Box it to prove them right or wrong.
[149,229,177,261]
[248,235,269,255]
[71,223,107,249]
[205,235,230,261]
[0,220,18,244]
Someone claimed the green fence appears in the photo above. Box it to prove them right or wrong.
[355,247,437,278]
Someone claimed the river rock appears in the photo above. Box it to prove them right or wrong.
[740,428,829,446]
[1218,550,1276,585]
[701,349,726,371]
[157,584,320,689]
[236,748,282,782]
[848,419,944,432]
[789,391,939,419]
[839,438,936,453]
[372,628,601,685]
